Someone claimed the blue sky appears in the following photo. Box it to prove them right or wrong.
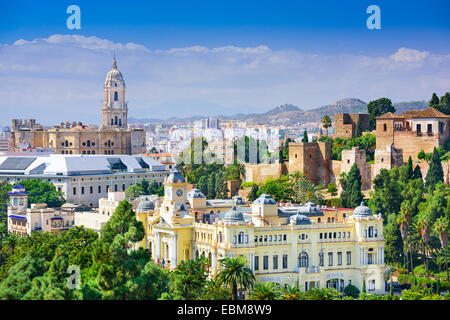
[0,0,449,124]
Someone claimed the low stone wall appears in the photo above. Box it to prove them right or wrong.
[244,163,284,184]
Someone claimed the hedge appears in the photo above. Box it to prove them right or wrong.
[397,274,450,291]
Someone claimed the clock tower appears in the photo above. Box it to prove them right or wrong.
[159,166,189,222]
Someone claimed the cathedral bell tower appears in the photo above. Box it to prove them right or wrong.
[102,56,128,129]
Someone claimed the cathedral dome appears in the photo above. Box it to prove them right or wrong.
[105,58,125,86]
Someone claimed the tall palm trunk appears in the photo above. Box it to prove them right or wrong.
[410,247,414,276]
[423,242,429,279]
[446,248,449,282]
[232,283,238,300]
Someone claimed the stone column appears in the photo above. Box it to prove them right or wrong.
[155,231,161,261]
[212,251,217,271]
[171,234,178,267]
[360,246,364,266]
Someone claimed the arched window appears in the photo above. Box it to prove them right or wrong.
[87,140,91,147]
[298,251,309,268]
[318,218,321,223]
[114,91,118,101]
[115,116,118,125]
[119,118,122,126]
[368,226,374,237]
[111,119,114,125]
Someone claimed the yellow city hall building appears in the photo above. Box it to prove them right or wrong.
[137,167,386,294]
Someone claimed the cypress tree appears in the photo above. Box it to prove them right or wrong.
[248,183,259,202]
[413,164,422,180]
[354,120,362,138]
[405,156,414,180]
[430,92,440,107]
[384,222,404,266]
[425,147,444,190]
[301,130,308,142]
[207,173,216,199]
[214,172,228,199]
[345,163,363,208]
[197,176,208,196]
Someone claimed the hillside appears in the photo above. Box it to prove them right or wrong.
[129,99,430,126]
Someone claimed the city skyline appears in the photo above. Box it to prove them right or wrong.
[0,0,449,125]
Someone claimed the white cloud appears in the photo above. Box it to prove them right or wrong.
[12,34,149,52]
[0,34,449,124]
[390,47,430,63]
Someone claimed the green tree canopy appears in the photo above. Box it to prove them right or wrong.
[367,97,395,130]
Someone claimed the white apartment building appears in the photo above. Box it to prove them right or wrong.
[0,154,168,207]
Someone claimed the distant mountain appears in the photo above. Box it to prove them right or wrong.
[393,100,428,114]
[129,99,430,126]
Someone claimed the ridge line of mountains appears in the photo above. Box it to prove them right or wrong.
[129,98,428,126]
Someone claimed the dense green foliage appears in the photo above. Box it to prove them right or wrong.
[367,97,396,130]
[425,148,444,191]
[125,178,164,199]
[251,172,324,204]
[339,163,363,208]
[319,132,376,162]
[368,162,450,279]
[429,92,450,115]
[0,180,65,225]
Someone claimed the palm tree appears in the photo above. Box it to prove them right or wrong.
[434,216,449,281]
[216,256,255,300]
[290,172,324,204]
[397,201,412,272]
[417,213,431,278]
[248,282,280,300]
[384,267,395,295]
[202,277,232,300]
[237,163,246,184]
[304,288,341,300]
[406,223,423,276]
[321,115,332,136]
[278,283,304,300]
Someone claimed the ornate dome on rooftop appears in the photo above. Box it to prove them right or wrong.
[136,200,155,212]
[166,166,186,183]
[289,213,311,225]
[253,194,276,205]
[223,206,245,223]
[353,201,373,218]
[187,188,205,198]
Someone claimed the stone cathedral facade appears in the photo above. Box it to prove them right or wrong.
[10,58,146,155]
